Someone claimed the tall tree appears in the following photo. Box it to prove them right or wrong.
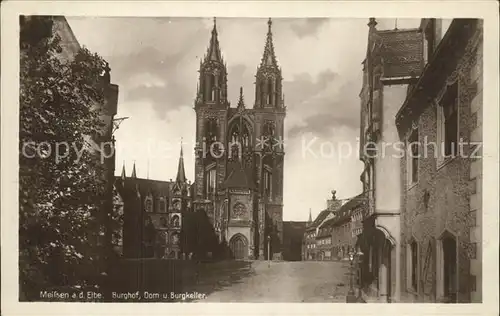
[19,16,109,299]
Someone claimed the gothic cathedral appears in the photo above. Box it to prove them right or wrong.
[192,18,286,260]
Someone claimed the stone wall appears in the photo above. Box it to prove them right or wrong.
[399,22,483,303]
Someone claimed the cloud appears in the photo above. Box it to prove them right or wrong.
[283,69,361,139]
[288,18,329,38]
[66,17,381,221]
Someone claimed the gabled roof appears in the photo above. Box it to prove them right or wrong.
[115,177,173,202]
[377,28,423,79]
[221,162,255,190]
[317,192,368,230]
[306,209,332,231]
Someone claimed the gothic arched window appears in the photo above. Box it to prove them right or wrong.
[211,74,216,101]
[144,197,153,213]
[262,121,275,151]
[206,118,218,143]
[230,124,240,145]
[206,168,216,197]
[242,124,250,147]
[267,78,273,105]
[160,216,167,228]
[260,81,266,105]
[171,215,180,228]
[158,198,166,213]
[171,232,180,245]
[264,169,272,197]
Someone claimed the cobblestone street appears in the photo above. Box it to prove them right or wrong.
[189,261,351,302]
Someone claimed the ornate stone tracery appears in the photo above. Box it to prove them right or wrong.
[232,202,247,218]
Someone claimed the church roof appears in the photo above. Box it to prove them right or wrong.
[221,162,255,190]
[204,17,223,63]
[258,18,279,70]
[176,143,187,184]
[115,177,174,202]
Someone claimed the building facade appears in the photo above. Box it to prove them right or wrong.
[331,194,367,260]
[192,18,286,260]
[115,147,200,259]
[302,193,343,261]
[395,19,483,303]
[282,221,307,261]
[315,219,334,261]
[357,18,427,302]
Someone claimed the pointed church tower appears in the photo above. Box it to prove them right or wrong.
[254,18,284,110]
[308,208,312,224]
[121,162,126,181]
[131,161,137,178]
[195,17,229,108]
[176,140,187,184]
[237,86,245,111]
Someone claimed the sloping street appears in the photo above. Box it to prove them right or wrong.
[188,261,352,302]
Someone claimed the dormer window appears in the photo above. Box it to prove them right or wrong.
[145,197,153,213]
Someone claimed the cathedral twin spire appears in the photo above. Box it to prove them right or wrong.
[259,18,279,69]
[197,17,283,109]
[205,17,224,63]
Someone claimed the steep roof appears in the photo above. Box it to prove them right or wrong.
[221,162,255,190]
[115,177,174,202]
[377,28,423,78]
[306,209,332,231]
[175,144,187,184]
[318,192,368,230]
[205,17,223,63]
[259,18,279,69]
[396,19,479,129]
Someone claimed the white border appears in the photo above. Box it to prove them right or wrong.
[2,1,499,315]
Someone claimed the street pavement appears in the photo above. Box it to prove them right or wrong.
[188,260,352,302]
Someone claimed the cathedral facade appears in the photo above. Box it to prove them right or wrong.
[115,148,195,260]
[192,18,286,260]
[115,18,286,261]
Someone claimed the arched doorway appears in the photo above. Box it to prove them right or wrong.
[438,231,458,303]
[229,234,248,260]
[373,226,396,303]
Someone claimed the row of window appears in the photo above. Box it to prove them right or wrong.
[318,238,332,246]
[201,73,225,103]
[144,198,184,213]
[352,211,363,222]
[406,81,459,187]
[159,215,180,228]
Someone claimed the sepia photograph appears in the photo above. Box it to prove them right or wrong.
[2,1,499,315]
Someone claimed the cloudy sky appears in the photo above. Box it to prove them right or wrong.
[67,17,420,221]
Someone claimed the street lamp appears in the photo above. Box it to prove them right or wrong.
[346,248,357,303]
[355,249,364,299]
[267,235,271,267]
